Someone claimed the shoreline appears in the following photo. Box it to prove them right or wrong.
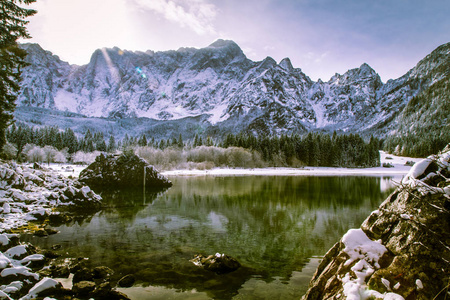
[48,151,422,179]
[161,152,422,177]
[161,166,412,177]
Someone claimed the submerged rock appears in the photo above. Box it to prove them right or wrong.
[302,148,450,300]
[79,152,172,189]
[190,253,241,274]
[117,274,135,287]
[73,280,96,297]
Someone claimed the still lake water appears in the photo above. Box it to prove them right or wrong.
[26,175,398,299]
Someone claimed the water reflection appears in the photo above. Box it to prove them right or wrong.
[24,176,398,300]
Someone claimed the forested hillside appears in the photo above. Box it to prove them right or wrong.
[384,71,450,157]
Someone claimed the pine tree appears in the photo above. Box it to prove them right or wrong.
[122,134,130,149]
[96,139,107,152]
[81,130,94,152]
[138,134,147,147]
[0,0,37,151]
[205,136,214,147]
[62,128,78,154]
[177,133,184,148]
[193,134,199,147]
[158,139,165,149]
[107,135,116,152]
[150,137,155,148]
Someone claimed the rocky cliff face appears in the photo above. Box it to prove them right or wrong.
[302,147,450,300]
[17,40,450,136]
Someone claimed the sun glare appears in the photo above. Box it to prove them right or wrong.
[27,0,136,65]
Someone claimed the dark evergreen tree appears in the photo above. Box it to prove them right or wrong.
[171,136,178,147]
[96,139,107,152]
[0,0,37,151]
[81,129,94,152]
[62,128,78,154]
[193,134,200,147]
[138,134,147,147]
[205,136,214,147]
[122,134,130,149]
[107,135,116,152]
[158,139,165,149]
[177,133,184,148]
[150,137,156,148]
[6,123,29,159]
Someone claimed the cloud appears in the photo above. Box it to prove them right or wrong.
[303,51,329,63]
[133,0,217,35]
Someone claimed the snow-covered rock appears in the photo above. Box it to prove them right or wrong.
[21,277,60,299]
[0,162,102,232]
[302,147,450,300]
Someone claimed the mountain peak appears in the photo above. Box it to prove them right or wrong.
[359,63,375,72]
[19,43,44,52]
[258,56,277,70]
[20,43,67,66]
[279,58,294,71]
[208,39,238,48]
[205,39,245,60]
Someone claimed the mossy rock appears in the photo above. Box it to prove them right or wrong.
[79,153,172,189]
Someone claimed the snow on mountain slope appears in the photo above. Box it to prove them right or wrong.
[16,40,450,137]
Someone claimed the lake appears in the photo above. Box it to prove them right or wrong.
[25,175,398,299]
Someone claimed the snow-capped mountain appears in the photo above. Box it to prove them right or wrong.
[16,40,450,137]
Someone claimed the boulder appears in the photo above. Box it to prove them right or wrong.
[117,274,135,287]
[93,266,114,280]
[73,280,96,297]
[73,267,93,283]
[51,264,71,278]
[302,150,450,300]
[79,152,172,189]
[92,281,112,298]
[190,253,241,274]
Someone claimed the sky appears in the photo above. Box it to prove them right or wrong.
[24,0,450,82]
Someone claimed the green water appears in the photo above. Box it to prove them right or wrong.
[26,175,398,299]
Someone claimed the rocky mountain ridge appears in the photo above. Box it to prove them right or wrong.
[16,40,450,137]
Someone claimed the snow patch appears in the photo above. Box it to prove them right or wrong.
[341,229,404,299]
[415,279,423,289]
[53,90,79,112]
[342,229,386,268]
[402,158,432,185]
[5,245,27,259]
[21,277,59,299]
[0,235,10,246]
[1,266,39,281]
[208,103,229,124]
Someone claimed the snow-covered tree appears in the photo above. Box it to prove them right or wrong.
[26,146,45,163]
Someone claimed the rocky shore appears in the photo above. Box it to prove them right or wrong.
[0,154,175,299]
[0,161,123,299]
[302,148,450,300]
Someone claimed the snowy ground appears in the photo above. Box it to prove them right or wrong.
[28,163,88,178]
[161,151,423,177]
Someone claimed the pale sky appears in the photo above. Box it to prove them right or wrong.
[25,0,450,82]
